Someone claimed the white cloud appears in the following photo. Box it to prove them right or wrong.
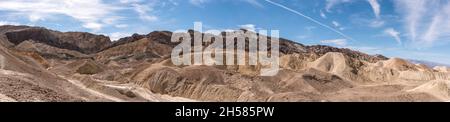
[366,0,385,28]
[119,0,142,4]
[0,0,121,31]
[349,46,393,55]
[305,26,317,31]
[244,0,263,8]
[83,22,103,31]
[0,21,20,26]
[367,0,381,19]
[332,21,345,30]
[369,20,384,28]
[321,39,347,47]
[394,0,450,47]
[297,35,309,39]
[332,21,340,27]
[325,0,384,28]
[297,26,316,40]
[421,4,450,44]
[0,0,165,31]
[394,0,428,43]
[325,0,352,12]
[109,32,132,41]
[131,4,158,22]
[120,0,162,22]
[265,0,356,42]
[384,28,402,45]
[115,24,129,28]
[190,0,209,6]
[224,29,236,32]
[422,15,441,43]
[320,10,327,19]
[190,0,262,8]
[239,24,256,31]
[101,16,123,25]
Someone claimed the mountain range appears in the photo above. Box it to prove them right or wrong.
[408,59,450,68]
[0,25,449,102]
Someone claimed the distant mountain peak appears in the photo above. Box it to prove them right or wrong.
[407,59,450,68]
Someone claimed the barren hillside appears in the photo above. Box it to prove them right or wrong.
[0,25,448,102]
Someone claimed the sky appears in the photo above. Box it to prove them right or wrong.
[0,0,450,65]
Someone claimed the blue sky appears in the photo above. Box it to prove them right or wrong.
[0,0,450,65]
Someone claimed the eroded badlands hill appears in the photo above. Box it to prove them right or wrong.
[0,25,449,102]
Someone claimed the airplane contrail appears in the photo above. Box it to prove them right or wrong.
[264,0,356,42]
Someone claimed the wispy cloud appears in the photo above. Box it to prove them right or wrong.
[0,21,20,26]
[109,32,132,41]
[239,24,256,31]
[367,0,384,28]
[189,0,263,8]
[120,0,160,22]
[265,0,356,42]
[243,0,264,8]
[325,0,384,28]
[367,0,385,28]
[115,24,129,28]
[421,4,450,44]
[320,10,327,19]
[332,21,340,27]
[0,0,123,31]
[325,0,352,12]
[119,0,142,3]
[394,0,450,47]
[321,39,347,47]
[384,28,402,45]
[0,0,168,31]
[190,0,209,6]
[332,21,345,30]
[369,20,384,28]
[395,0,427,43]
[297,26,316,40]
[297,35,309,40]
[349,46,386,55]
[131,4,158,22]
[367,0,381,19]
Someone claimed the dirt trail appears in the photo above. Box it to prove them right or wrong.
[64,77,125,102]
[98,79,196,102]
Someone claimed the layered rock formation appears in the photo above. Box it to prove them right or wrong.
[0,25,449,102]
[4,26,111,54]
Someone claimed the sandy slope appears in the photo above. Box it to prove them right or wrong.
[102,83,196,102]
[408,80,450,101]
[65,78,125,102]
[64,75,195,102]
[0,69,79,102]
[0,93,15,102]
